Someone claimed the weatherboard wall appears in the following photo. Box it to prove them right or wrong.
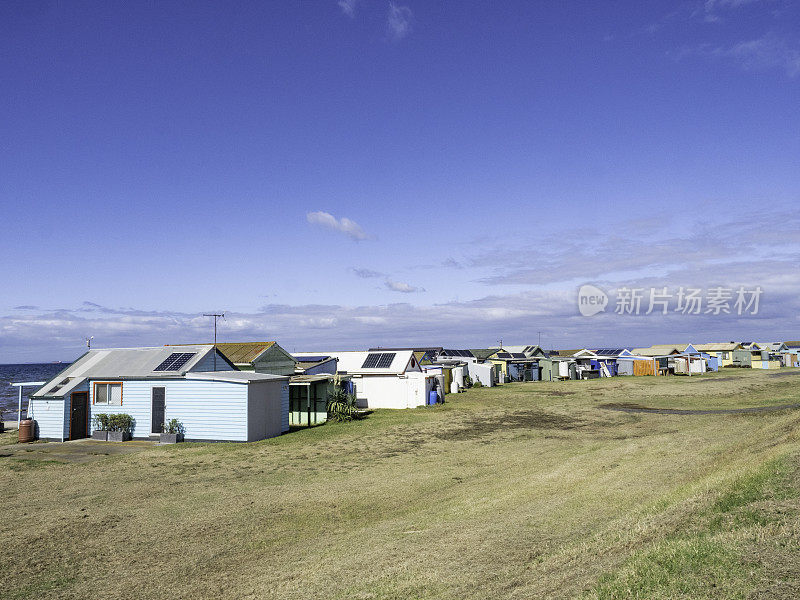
[27,398,66,440]
[87,378,253,441]
[253,346,297,376]
[191,350,235,372]
[280,381,289,432]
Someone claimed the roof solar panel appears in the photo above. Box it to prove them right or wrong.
[511,352,527,359]
[376,352,396,368]
[154,352,196,372]
[496,352,512,358]
[361,352,396,369]
[361,353,381,368]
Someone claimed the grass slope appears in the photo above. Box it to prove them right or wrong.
[1,369,799,599]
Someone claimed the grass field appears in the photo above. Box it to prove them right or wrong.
[2,369,799,599]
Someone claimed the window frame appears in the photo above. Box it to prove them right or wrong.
[93,381,123,406]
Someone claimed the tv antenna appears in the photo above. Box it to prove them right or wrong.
[203,312,225,370]
[85,336,94,349]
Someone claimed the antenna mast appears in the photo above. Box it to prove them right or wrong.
[203,312,225,370]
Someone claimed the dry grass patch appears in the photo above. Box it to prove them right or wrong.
[1,370,799,599]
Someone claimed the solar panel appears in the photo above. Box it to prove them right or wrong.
[496,352,512,359]
[376,352,396,368]
[361,352,396,368]
[361,353,381,368]
[595,348,625,356]
[154,352,196,372]
[511,353,527,359]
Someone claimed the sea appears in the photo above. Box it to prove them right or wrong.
[0,363,71,421]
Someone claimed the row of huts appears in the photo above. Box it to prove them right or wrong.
[24,339,800,443]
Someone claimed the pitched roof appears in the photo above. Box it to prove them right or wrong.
[555,349,584,357]
[693,343,741,352]
[293,350,416,375]
[631,347,680,357]
[469,349,499,360]
[649,344,698,352]
[171,342,277,365]
[754,342,787,351]
[32,345,219,398]
[592,348,630,356]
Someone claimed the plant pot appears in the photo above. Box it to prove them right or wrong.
[92,430,108,441]
[108,431,131,442]
[159,433,183,444]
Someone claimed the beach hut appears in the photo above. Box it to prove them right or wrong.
[692,343,741,368]
[293,355,338,375]
[28,345,289,442]
[615,355,654,376]
[489,352,541,382]
[288,374,335,427]
[293,350,434,409]
[631,346,682,357]
[172,341,297,375]
[732,348,781,369]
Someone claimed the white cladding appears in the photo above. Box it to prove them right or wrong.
[28,376,286,442]
[349,371,431,409]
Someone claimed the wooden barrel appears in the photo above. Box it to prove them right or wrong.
[18,419,35,443]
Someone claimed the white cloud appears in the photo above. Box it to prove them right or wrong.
[307,211,370,241]
[385,279,424,293]
[674,33,800,77]
[351,267,384,278]
[5,282,797,363]
[337,0,358,18]
[387,3,413,41]
[715,33,800,77]
[702,0,765,22]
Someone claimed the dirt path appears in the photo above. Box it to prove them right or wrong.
[599,402,800,415]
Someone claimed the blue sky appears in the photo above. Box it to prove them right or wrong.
[1,0,798,362]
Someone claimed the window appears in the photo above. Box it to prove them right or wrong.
[94,382,122,406]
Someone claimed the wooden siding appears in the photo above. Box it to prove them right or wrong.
[27,398,66,439]
[191,350,235,372]
[633,360,655,376]
[280,382,289,432]
[88,379,250,441]
[253,345,296,376]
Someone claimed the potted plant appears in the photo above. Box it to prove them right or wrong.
[92,413,110,441]
[107,413,134,441]
[159,418,185,444]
